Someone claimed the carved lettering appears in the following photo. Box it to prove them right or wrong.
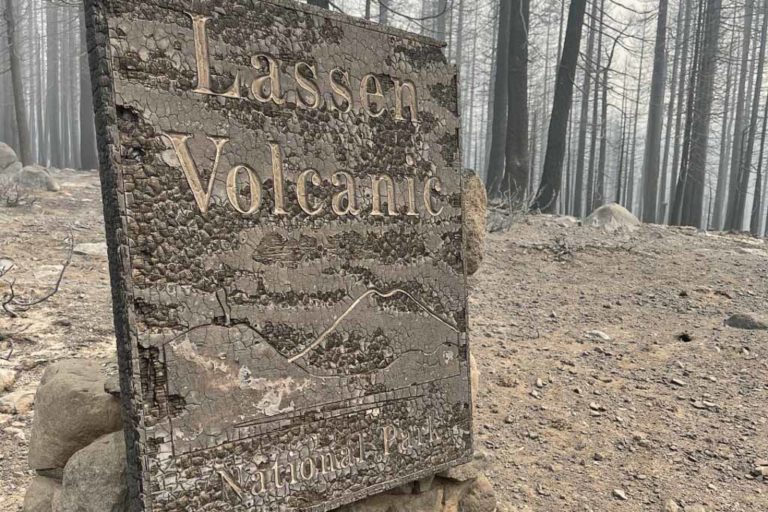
[360,74,385,118]
[331,172,361,216]
[329,68,353,113]
[162,132,230,214]
[268,142,288,215]
[371,174,398,216]
[424,177,444,216]
[297,169,323,215]
[394,79,418,123]
[226,165,262,214]
[251,54,285,105]
[295,62,322,109]
[188,14,241,98]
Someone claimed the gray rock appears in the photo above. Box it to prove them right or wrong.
[0,142,20,173]
[725,313,768,330]
[59,432,129,512]
[487,207,516,233]
[613,489,628,501]
[585,203,641,232]
[0,367,17,392]
[337,488,443,512]
[458,474,497,512]
[73,242,108,258]
[22,476,61,512]
[16,165,60,192]
[663,499,680,512]
[586,330,612,341]
[103,375,121,397]
[438,450,489,482]
[462,172,487,275]
[28,360,122,471]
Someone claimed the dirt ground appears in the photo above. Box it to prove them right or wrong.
[0,170,766,511]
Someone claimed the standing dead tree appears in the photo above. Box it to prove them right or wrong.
[532,0,588,213]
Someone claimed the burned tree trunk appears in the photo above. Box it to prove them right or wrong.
[503,0,530,205]
[532,0,588,213]
[485,0,512,198]
[3,0,33,165]
[641,0,668,223]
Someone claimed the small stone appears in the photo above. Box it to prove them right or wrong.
[670,378,686,387]
[663,499,680,512]
[589,402,606,412]
[587,330,612,341]
[0,368,17,392]
[613,489,628,500]
[73,242,108,258]
[535,378,545,389]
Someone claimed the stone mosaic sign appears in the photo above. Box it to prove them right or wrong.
[84,0,472,510]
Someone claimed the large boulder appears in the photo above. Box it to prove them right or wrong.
[28,360,123,471]
[0,142,22,176]
[725,313,768,330]
[16,164,60,192]
[59,432,129,512]
[585,203,641,232]
[462,172,487,275]
[22,476,61,512]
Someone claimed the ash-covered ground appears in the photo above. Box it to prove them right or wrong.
[1,171,767,511]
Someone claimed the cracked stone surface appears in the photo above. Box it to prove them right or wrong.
[83,0,472,510]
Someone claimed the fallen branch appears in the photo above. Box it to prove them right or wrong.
[1,233,74,318]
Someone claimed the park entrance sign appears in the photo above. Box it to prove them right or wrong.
[84,0,472,510]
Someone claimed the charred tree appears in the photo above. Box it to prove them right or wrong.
[532,0,588,213]
[641,0,668,223]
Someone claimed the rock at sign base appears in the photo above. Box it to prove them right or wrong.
[438,450,489,482]
[60,432,129,512]
[22,476,61,512]
[16,164,61,192]
[457,474,497,512]
[338,488,444,512]
[462,171,487,276]
[725,313,768,330]
[28,360,123,471]
[73,242,108,258]
[0,388,35,414]
[585,203,641,232]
